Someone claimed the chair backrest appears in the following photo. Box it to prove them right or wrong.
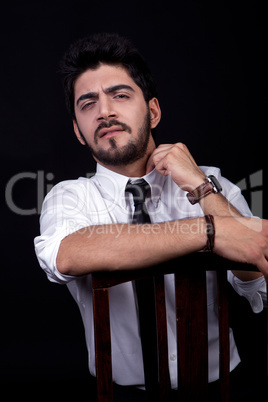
[92,253,267,402]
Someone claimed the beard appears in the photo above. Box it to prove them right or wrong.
[77,108,151,167]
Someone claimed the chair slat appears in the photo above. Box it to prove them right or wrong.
[135,278,159,401]
[154,274,172,401]
[175,270,208,402]
[92,287,113,402]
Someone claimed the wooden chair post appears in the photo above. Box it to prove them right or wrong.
[154,274,172,401]
[92,282,113,402]
[175,269,208,402]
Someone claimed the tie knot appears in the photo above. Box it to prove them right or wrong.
[125,180,150,206]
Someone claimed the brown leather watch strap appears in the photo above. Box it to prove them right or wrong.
[186,180,214,205]
[203,215,215,252]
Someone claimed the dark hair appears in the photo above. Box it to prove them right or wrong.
[60,32,158,119]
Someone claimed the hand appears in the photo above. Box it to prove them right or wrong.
[146,143,206,191]
[214,216,268,281]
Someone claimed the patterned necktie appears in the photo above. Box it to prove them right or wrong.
[125,180,158,398]
[125,180,151,224]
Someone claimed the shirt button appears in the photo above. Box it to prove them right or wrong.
[170,354,177,362]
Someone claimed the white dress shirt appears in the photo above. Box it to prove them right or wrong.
[34,164,266,387]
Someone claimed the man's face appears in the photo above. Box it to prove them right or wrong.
[73,64,159,168]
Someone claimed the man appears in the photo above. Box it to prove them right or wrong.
[34,33,267,400]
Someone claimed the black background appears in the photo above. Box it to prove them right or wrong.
[1,0,267,399]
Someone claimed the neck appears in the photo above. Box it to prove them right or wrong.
[109,161,148,178]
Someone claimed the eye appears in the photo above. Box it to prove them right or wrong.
[81,101,96,111]
[114,94,129,100]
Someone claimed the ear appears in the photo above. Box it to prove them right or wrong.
[148,97,161,129]
[73,120,86,145]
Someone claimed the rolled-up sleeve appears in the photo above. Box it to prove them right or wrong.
[215,168,267,313]
[34,221,78,284]
[34,179,97,284]
[228,271,267,313]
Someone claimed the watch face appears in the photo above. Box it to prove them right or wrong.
[207,175,222,193]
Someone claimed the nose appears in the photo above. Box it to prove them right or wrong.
[96,96,117,121]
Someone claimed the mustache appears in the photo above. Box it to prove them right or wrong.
[94,119,132,142]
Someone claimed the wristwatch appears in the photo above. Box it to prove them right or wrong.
[186,175,222,205]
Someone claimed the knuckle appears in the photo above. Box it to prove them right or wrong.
[175,142,188,151]
[165,152,175,164]
[245,239,262,262]
[250,250,262,266]
[253,245,264,262]
[262,222,268,236]
[259,236,267,250]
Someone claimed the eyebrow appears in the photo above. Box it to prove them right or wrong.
[76,84,135,106]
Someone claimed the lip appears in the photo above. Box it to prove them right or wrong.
[99,126,124,139]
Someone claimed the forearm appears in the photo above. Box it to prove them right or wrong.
[200,191,260,280]
[199,192,242,218]
[199,192,263,280]
[188,170,262,281]
[56,218,207,276]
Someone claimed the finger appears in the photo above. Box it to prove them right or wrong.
[146,149,171,174]
[145,144,173,174]
[256,256,268,282]
[174,142,197,165]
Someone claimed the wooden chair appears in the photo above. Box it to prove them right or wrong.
[92,253,267,402]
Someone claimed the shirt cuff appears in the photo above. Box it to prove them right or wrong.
[228,271,267,313]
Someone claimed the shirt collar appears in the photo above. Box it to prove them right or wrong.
[141,167,166,207]
[94,163,165,208]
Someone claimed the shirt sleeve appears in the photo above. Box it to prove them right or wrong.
[34,179,98,284]
[202,166,267,313]
[220,168,267,313]
[228,271,266,313]
[202,166,253,217]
